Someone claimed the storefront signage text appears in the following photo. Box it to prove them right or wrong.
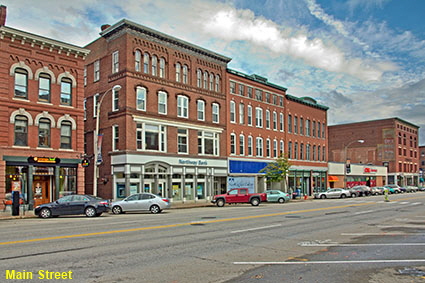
[364,167,378,173]
[178,159,208,166]
[28,157,61,164]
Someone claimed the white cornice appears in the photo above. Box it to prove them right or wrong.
[0,26,90,58]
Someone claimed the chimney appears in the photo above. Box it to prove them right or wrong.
[101,24,111,31]
[0,5,6,26]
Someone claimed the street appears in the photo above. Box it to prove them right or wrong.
[1,193,425,283]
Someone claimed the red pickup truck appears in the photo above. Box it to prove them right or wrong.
[211,188,267,207]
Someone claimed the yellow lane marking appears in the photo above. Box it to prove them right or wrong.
[0,198,422,246]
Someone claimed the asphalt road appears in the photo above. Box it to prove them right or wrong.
[1,193,425,283]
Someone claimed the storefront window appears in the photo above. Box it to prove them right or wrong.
[5,166,28,200]
[59,167,76,197]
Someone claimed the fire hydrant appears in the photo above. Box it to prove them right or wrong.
[304,195,308,200]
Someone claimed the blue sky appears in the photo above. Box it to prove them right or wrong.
[2,0,425,144]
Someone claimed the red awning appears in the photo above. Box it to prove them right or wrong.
[328,176,339,182]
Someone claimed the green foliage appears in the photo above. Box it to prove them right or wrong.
[260,153,291,184]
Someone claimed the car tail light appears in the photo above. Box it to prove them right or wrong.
[162,199,169,203]
[99,201,108,205]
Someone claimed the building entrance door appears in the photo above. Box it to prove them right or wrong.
[33,178,50,206]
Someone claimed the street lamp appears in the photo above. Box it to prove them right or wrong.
[93,84,122,196]
[343,139,365,189]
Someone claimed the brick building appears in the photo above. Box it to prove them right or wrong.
[226,69,328,196]
[84,19,231,202]
[0,6,89,209]
[420,145,425,186]
[328,118,420,187]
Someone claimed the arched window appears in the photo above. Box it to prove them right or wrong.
[175,63,181,82]
[38,118,51,148]
[143,52,150,74]
[14,68,28,99]
[14,115,28,146]
[215,74,220,92]
[135,50,141,72]
[60,78,72,106]
[209,73,214,90]
[152,55,158,76]
[38,73,51,103]
[197,69,202,88]
[203,71,208,89]
[183,65,188,84]
[136,86,147,111]
[159,58,165,78]
[60,121,72,149]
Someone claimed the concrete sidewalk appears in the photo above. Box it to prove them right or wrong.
[0,197,310,220]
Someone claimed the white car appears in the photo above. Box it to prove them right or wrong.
[314,188,351,199]
[111,193,171,214]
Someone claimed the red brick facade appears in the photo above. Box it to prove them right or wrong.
[328,118,420,186]
[0,8,89,209]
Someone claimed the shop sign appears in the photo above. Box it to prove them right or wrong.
[178,159,208,166]
[28,156,61,164]
[81,158,90,167]
[364,167,377,173]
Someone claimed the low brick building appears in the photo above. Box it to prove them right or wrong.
[227,69,328,196]
[328,118,420,186]
[0,6,89,209]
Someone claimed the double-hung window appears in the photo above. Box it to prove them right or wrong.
[177,95,189,118]
[112,88,119,111]
[94,60,100,81]
[229,101,236,123]
[239,103,244,124]
[60,78,72,106]
[112,51,119,74]
[112,125,119,151]
[183,65,188,84]
[143,53,149,74]
[239,135,245,156]
[159,58,165,78]
[14,115,28,146]
[256,137,263,157]
[177,129,188,154]
[152,55,158,76]
[158,91,167,114]
[135,50,141,71]
[175,63,181,82]
[255,107,263,128]
[247,105,252,126]
[230,134,236,155]
[212,103,219,123]
[38,74,51,102]
[38,118,51,148]
[266,110,270,129]
[247,136,253,156]
[14,69,28,99]
[197,100,205,121]
[60,121,72,149]
[136,87,147,111]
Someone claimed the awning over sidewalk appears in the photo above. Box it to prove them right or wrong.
[328,176,339,182]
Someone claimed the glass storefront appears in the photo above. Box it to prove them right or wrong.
[288,170,327,195]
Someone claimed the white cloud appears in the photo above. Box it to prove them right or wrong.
[201,6,397,81]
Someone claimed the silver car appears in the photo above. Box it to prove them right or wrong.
[314,188,351,199]
[111,193,171,214]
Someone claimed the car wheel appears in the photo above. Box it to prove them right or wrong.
[112,206,122,214]
[320,195,326,199]
[250,198,260,206]
[39,208,52,218]
[216,199,225,207]
[278,198,285,204]
[85,206,97,217]
[340,194,346,198]
[150,205,161,214]
[351,193,357,198]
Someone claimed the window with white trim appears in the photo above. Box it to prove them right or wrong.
[175,63,181,82]
[143,52,149,74]
[93,94,99,117]
[183,65,188,84]
[256,137,263,157]
[135,50,141,72]
[239,134,245,156]
[94,60,100,82]
[266,110,270,129]
[136,87,146,111]
[215,74,220,92]
[112,125,119,151]
[198,131,219,156]
[230,101,236,123]
[266,138,271,157]
[230,133,236,155]
[197,69,202,88]
[255,107,263,128]
[136,123,166,152]
[248,135,253,156]
[280,113,284,132]
[273,139,278,157]
[273,111,277,130]
[247,105,252,126]
[178,128,188,154]
[158,91,167,114]
[197,100,205,121]
[159,58,165,78]
[239,103,244,124]
[112,88,119,111]
[177,95,189,118]
[152,55,158,76]
[280,140,284,155]
[60,121,72,149]
[112,51,119,74]
[212,103,219,123]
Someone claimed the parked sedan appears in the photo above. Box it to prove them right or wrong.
[384,184,402,194]
[406,186,418,193]
[35,194,109,218]
[111,193,171,214]
[314,188,351,199]
[265,190,291,203]
[350,185,372,197]
[370,187,384,195]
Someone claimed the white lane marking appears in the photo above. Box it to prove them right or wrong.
[234,259,425,265]
[400,202,409,204]
[378,225,425,229]
[341,233,415,236]
[230,224,282,234]
[299,243,425,247]
[354,210,375,215]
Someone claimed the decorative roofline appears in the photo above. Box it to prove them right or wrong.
[227,68,288,92]
[286,94,329,111]
[100,19,232,64]
[0,25,90,58]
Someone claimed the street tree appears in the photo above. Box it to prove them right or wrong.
[260,153,292,191]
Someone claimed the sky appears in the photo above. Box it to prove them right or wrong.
[2,0,425,144]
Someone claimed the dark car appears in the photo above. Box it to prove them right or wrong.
[34,194,109,218]
[350,185,372,197]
